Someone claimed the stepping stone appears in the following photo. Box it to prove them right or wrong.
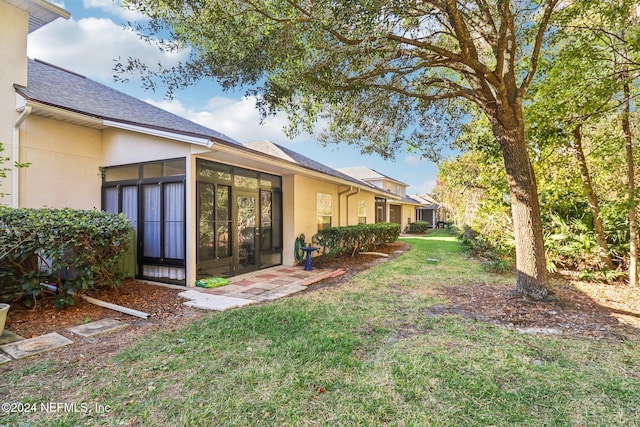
[67,318,129,338]
[0,330,24,346]
[0,333,73,359]
[178,289,207,300]
[182,295,255,311]
[0,354,10,365]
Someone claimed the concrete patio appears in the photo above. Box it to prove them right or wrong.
[179,265,345,311]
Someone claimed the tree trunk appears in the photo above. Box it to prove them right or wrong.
[492,115,549,300]
[623,82,637,286]
[571,125,615,270]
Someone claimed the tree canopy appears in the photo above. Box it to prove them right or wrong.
[120,0,567,299]
[120,0,556,155]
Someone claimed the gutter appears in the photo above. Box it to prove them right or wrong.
[337,186,353,226]
[12,106,31,208]
[345,187,360,226]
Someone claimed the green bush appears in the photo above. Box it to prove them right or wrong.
[405,221,431,233]
[313,223,401,258]
[0,207,133,306]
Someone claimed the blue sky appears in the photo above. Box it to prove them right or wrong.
[28,0,441,194]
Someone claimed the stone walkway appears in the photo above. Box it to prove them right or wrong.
[179,265,345,311]
[0,318,129,364]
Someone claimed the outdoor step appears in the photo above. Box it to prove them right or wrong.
[67,318,129,338]
[0,332,73,360]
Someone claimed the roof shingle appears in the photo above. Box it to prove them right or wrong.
[17,59,239,145]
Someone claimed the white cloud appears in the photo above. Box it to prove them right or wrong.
[411,178,437,195]
[145,96,312,144]
[404,154,428,166]
[83,0,149,21]
[27,17,186,81]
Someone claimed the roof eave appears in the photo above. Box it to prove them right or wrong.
[7,0,71,33]
[103,120,214,148]
[21,99,216,147]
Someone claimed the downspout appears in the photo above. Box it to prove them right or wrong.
[12,106,31,208]
[345,188,360,226]
[338,186,352,226]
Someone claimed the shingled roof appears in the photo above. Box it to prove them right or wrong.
[337,166,410,187]
[16,59,239,145]
[244,140,384,190]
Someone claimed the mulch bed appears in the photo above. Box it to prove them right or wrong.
[4,281,201,339]
[431,279,640,341]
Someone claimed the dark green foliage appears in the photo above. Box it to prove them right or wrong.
[0,207,133,305]
[458,225,515,273]
[313,223,401,258]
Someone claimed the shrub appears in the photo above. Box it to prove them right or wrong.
[0,207,133,306]
[313,223,401,258]
[405,221,431,233]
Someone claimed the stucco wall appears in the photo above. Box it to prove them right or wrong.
[401,203,415,231]
[18,115,102,209]
[290,175,379,260]
[342,190,376,226]
[102,128,193,166]
[0,2,28,205]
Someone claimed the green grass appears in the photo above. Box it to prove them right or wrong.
[3,229,640,426]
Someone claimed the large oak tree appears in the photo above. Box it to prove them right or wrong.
[120,0,563,299]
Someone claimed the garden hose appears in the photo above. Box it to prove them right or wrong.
[294,236,305,263]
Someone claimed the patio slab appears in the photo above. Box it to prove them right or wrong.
[0,333,73,360]
[0,330,24,346]
[67,318,129,338]
[184,266,342,310]
[0,354,11,365]
[183,295,255,311]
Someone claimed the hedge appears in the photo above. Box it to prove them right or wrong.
[405,221,431,233]
[313,223,401,258]
[0,207,133,306]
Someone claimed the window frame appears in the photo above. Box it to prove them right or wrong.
[317,192,333,231]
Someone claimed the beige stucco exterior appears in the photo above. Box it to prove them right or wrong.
[2,0,423,289]
[0,1,28,206]
[17,115,102,208]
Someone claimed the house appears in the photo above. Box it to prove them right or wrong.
[1,0,409,287]
[408,193,448,228]
[337,166,420,230]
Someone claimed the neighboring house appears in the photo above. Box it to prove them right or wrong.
[1,0,400,287]
[408,194,448,228]
[338,166,420,230]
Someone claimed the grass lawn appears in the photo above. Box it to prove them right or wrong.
[3,229,640,426]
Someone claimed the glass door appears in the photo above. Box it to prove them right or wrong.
[196,182,232,279]
[235,193,260,274]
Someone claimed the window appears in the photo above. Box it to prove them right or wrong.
[101,158,186,284]
[395,185,403,196]
[317,193,333,230]
[197,183,231,262]
[375,198,386,223]
[358,200,367,224]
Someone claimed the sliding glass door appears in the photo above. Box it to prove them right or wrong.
[196,159,282,279]
[236,192,259,275]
